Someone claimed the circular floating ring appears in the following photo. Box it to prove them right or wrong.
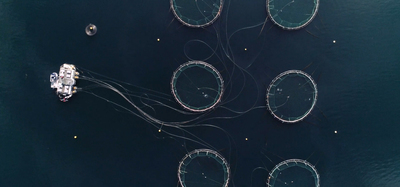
[85,23,97,36]
[267,159,320,187]
[170,0,224,28]
[171,61,224,112]
[267,0,319,30]
[178,149,230,187]
[266,70,317,123]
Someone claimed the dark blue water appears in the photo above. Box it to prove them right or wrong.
[1,0,400,186]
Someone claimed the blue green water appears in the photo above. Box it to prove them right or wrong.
[1,0,400,186]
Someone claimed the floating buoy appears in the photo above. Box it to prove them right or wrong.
[85,23,97,36]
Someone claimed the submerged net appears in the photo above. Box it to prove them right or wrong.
[267,159,320,187]
[267,0,319,30]
[178,149,230,187]
[266,70,317,123]
[170,0,224,28]
[171,61,224,112]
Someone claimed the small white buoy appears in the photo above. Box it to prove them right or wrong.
[85,23,97,36]
[245,138,248,141]
[244,48,247,51]
[334,131,337,134]
[333,40,336,43]
[157,38,160,42]
[74,136,77,139]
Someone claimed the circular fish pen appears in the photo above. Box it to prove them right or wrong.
[170,0,224,28]
[178,149,230,187]
[171,61,224,112]
[266,0,319,30]
[267,159,320,187]
[266,70,317,123]
[85,23,97,36]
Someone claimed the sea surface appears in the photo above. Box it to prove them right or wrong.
[1,0,400,186]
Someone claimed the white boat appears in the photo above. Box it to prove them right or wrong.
[50,64,79,102]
